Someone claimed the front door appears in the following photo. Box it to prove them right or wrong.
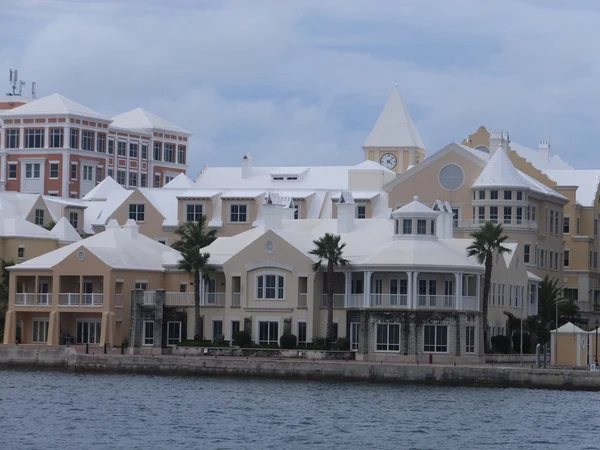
[77,320,101,344]
[38,281,50,305]
[350,322,359,351]
[167,321,182,346]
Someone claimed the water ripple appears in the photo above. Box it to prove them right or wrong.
[1,369,599,449]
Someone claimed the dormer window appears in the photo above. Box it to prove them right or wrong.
[417,219,427,235]
[403,219,412,234]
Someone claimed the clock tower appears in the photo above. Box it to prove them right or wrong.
[362,86,427,173]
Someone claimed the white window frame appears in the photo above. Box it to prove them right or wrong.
[142,321,154,346]
[466,325,476,354]
[423,324,448,353]
[32,318,49,343]
[297,321,307,347]
[350,322,359,351]
[82,165,94,182]
[17,245,25,259]
[257,320,279,345]
[356,205,366,219]
[564,249,570,268]
[129,203,145,222]
[34,208,44,226]
[167,321,182,346]
[7,162,17,180]
[256,273,285,300]
[69,211,79,229]
[229,202,249,223]
[24,162,41,179]
[375,323,401,352]
[185,202,204,222]
[49,161,60,179]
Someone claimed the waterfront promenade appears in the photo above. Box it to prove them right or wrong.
[1,345,598,391]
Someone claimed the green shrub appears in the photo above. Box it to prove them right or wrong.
[121,338,130,350]
[213,334,227,347]
[491,335,512,354]
[512,332,531,353]
[280,333,297,349]
[334,337,350,351]
[177,339,212,347]
[233,330,252,348]
[312,337,327,350]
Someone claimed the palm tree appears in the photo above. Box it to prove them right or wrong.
[309,233,349,346]
[466,222,511,353]
[535,275,580,343]
[171,217,217,340]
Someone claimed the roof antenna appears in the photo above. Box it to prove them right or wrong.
[31,81,37,99]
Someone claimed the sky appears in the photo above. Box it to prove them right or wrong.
[1,0,598,177]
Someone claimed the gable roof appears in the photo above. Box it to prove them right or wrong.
[82,176,125,201]
[111,108,190,135]
[0,93,108,120]
[50,217,82,243]
[552,322,586,334]
[0,211,54,239]
[163,173,196,189]
[0,192,41,217]
[12,219,181,271]
[363,87,425,150]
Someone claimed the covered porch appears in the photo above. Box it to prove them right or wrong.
[14,275,54,307]
[319,270,481,311]
[58,276,104,307]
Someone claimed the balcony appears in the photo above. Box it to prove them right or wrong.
[298,293,307,309]
[232,292,241,308]
[59,293,103,307]
[417,295,455,310]
[165,292,194,307]
[320,294,345,309]
[204,292,225,307]
[370,293,409,308]
[15,293,36,306]
[458,219,538,231]
[462,296,479,311]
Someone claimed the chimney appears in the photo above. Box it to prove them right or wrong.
[105,219,120,230]
[489,130,509,155]
[336,190,356,234]
[241,153,252,179]
[538,140,551,162]
[263,192,283,230]
[123,218,139,238]
[435,201,454,239]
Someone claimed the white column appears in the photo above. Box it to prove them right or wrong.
[0,152,7,191]
[199,277,205,306]
[64,126,70,149]
[476,274,481,311]
[577,334,582,367]
[364,271,371,307]
[455,272,463,310]
[406,271,412,309]
[61,152,69,198]
[44,126,50,149]
[344,272,351,308]
[0,128,4,150]
[19,127,24,149]
[413,272,419,308]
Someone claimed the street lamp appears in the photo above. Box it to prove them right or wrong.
[595,319,599,367]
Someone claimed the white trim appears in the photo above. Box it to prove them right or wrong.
[7,162,17,180]
[166,321,182,346]
[422,323,450,354]
[255,271,286,301]
[227,201,250,224]
[374,322,402,353]
[142,320,154,346]
[437,163,465,191]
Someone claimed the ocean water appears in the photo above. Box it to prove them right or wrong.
[1,369,599,449]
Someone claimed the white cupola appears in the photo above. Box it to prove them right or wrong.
[391,195,439,240]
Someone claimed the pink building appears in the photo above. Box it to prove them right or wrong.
[0,94,190,198]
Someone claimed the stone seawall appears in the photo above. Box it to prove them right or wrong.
[1,346,599,391]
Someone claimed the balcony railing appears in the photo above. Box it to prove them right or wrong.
[165,292,194,307]
[204,292,225,307]
[458,219,538,230]
[37,294,52,306]
[232,292,241,307]
[417,295,455,310]
[143,291,156,306]
[370,293,409,308]
[15,293,36,306]
[462,296,479,311]
[298,293,307,308]
[58,293,103,306]
[348,294,363,308]
[320,294,345,309]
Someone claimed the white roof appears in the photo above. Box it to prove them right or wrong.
[82,176,125,201]
[352,160,396,174]
[220,190,266,199]
[527,271,542,282]
[552,322,587,334]
[0,211,54,239]
[202,217,482,271]
[163,173,197,189]
[0,93,108,120]
[363,87,425,150]
[392,196,439,218]
[473,147,529,189]
[509,141,573,171]
[331,191,380,201]
[543,169,600,207]
[12,219,181,271]
[471,148,568,202]
[50,217,82,243]
[0,95,32,104]
[0,192,40,217]
[84,189,134,231]
[111,108,190,135]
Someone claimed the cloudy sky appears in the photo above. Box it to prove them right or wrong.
[1,0,598,176]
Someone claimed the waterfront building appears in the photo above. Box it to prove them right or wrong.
[0,93,189,198]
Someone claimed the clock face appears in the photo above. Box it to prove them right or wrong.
[380,153,397,170]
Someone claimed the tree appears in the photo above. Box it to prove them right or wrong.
[309,233,349,346]
[466,222,511,353]
[0,260,14,337]
[533,275,581,344]
[171,217,217,340]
